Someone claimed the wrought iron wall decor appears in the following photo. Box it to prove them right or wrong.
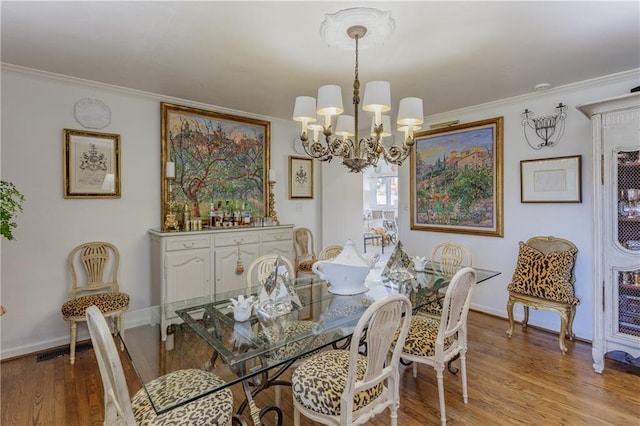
[521,103,567,149]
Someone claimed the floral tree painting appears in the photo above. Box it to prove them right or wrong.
[161,103,270,224]
[410,117,503,237]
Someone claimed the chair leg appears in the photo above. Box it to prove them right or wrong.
[559,311,569,354]
[522,306,529,330]
[117,314,124,351]
[69,322,77,365]
[275,385,281,407]
[435,365,447,425]
[412,362,418,378]
[506,297,515,337]
[567,306,576,341]
[460,350,468,404]
[293,405,300,426]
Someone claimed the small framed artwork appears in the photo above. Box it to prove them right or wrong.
[289,156,314,199]
[63,128,121,198]
[520,155,582,203]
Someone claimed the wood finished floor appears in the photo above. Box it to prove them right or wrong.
[2,311,639,425]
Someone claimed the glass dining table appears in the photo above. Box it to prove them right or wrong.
[120,264,500,425]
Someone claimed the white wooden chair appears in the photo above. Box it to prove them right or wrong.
[246,253,295,289]
[85,306,236,425]
[61,241,129,364]
[395,267,477,425]
[292,294,412,426]
[430,241,473,278]
[317,245,343,261]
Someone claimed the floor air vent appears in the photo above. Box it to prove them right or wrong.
[36,342,92,362]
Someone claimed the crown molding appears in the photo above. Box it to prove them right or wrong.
[0,62,293,125]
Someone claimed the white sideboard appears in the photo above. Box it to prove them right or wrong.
[149,225,294,340]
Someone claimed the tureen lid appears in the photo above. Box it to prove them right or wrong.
[329,240,369,267]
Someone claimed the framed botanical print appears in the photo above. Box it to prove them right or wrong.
[289,156,313,199]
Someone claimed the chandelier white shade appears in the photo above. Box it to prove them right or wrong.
[292,8,424,173]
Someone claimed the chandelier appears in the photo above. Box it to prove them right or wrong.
[292,8,424,173]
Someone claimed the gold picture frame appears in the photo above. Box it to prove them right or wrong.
[63,128,121,198]
[161,103,271,225]
[288,156,314,199]
[410,117,504,237]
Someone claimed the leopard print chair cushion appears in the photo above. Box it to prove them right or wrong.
[298,260,315,272]
[61,292,129,318]
[507,242,579,305]
[394,315,454,357]
[257,320,326,361]
[291,350,384,416]
[131,368,233,425]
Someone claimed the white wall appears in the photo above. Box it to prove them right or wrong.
[398,71,640,341]
[0,66,317,359]
[2,64,638,359]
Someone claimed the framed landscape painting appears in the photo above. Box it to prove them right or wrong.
[161,103,270,225]
[410,117,504,237]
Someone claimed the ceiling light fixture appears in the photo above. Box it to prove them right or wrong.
[521,103,567,149]
[292,8,424,173]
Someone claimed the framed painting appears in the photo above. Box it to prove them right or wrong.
[63,128,121,198]
[520,155,582,203]
[161,103,271,226]
[288,156,314,199]
[410,117,504,237]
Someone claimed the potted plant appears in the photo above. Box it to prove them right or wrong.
[1,180,25,240]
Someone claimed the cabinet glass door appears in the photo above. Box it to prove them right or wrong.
[616,148,640,337]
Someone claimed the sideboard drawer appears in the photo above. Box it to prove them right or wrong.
[165,236,210,252]
[214,232,260,247]
[262,229,293,243]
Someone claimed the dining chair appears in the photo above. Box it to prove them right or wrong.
[85,306,238,425]
[246,253,295,288]
[293,227,317,275]
[394,267,476,425]
[421,242,473,317]
[430,241,473,277]
[318,244,343,261]
[61,241,129,365]
[292,293,413,426]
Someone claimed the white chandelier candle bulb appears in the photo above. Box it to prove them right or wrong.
[165,161,175,179]
[371,115,392,138]
[293,96,317,137]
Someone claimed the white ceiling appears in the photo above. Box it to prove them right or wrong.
[2,1,639,122]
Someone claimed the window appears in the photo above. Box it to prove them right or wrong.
[369,176,398,209]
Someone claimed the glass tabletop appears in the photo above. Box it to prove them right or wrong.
[121,264,500,415]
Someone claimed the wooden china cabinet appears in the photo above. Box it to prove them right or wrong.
[578,92,640,373]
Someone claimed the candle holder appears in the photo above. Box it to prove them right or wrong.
[163,179,179,232]
[268,180,280,225]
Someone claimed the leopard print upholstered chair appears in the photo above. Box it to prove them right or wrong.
[61,241,129,365]
[394,267,477,426]
[506,236,579,353]
[291,294,412,426]
[86,306,237,425]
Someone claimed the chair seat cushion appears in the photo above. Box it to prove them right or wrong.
[292,350,384,416]
[257,320,326,361]
[507,242,579,305]
[131,368,233,425]
[61,292,130,318]
[396,315,454,357]
[298,259,316,271]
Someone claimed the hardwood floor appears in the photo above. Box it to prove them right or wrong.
[2,311,639,425]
